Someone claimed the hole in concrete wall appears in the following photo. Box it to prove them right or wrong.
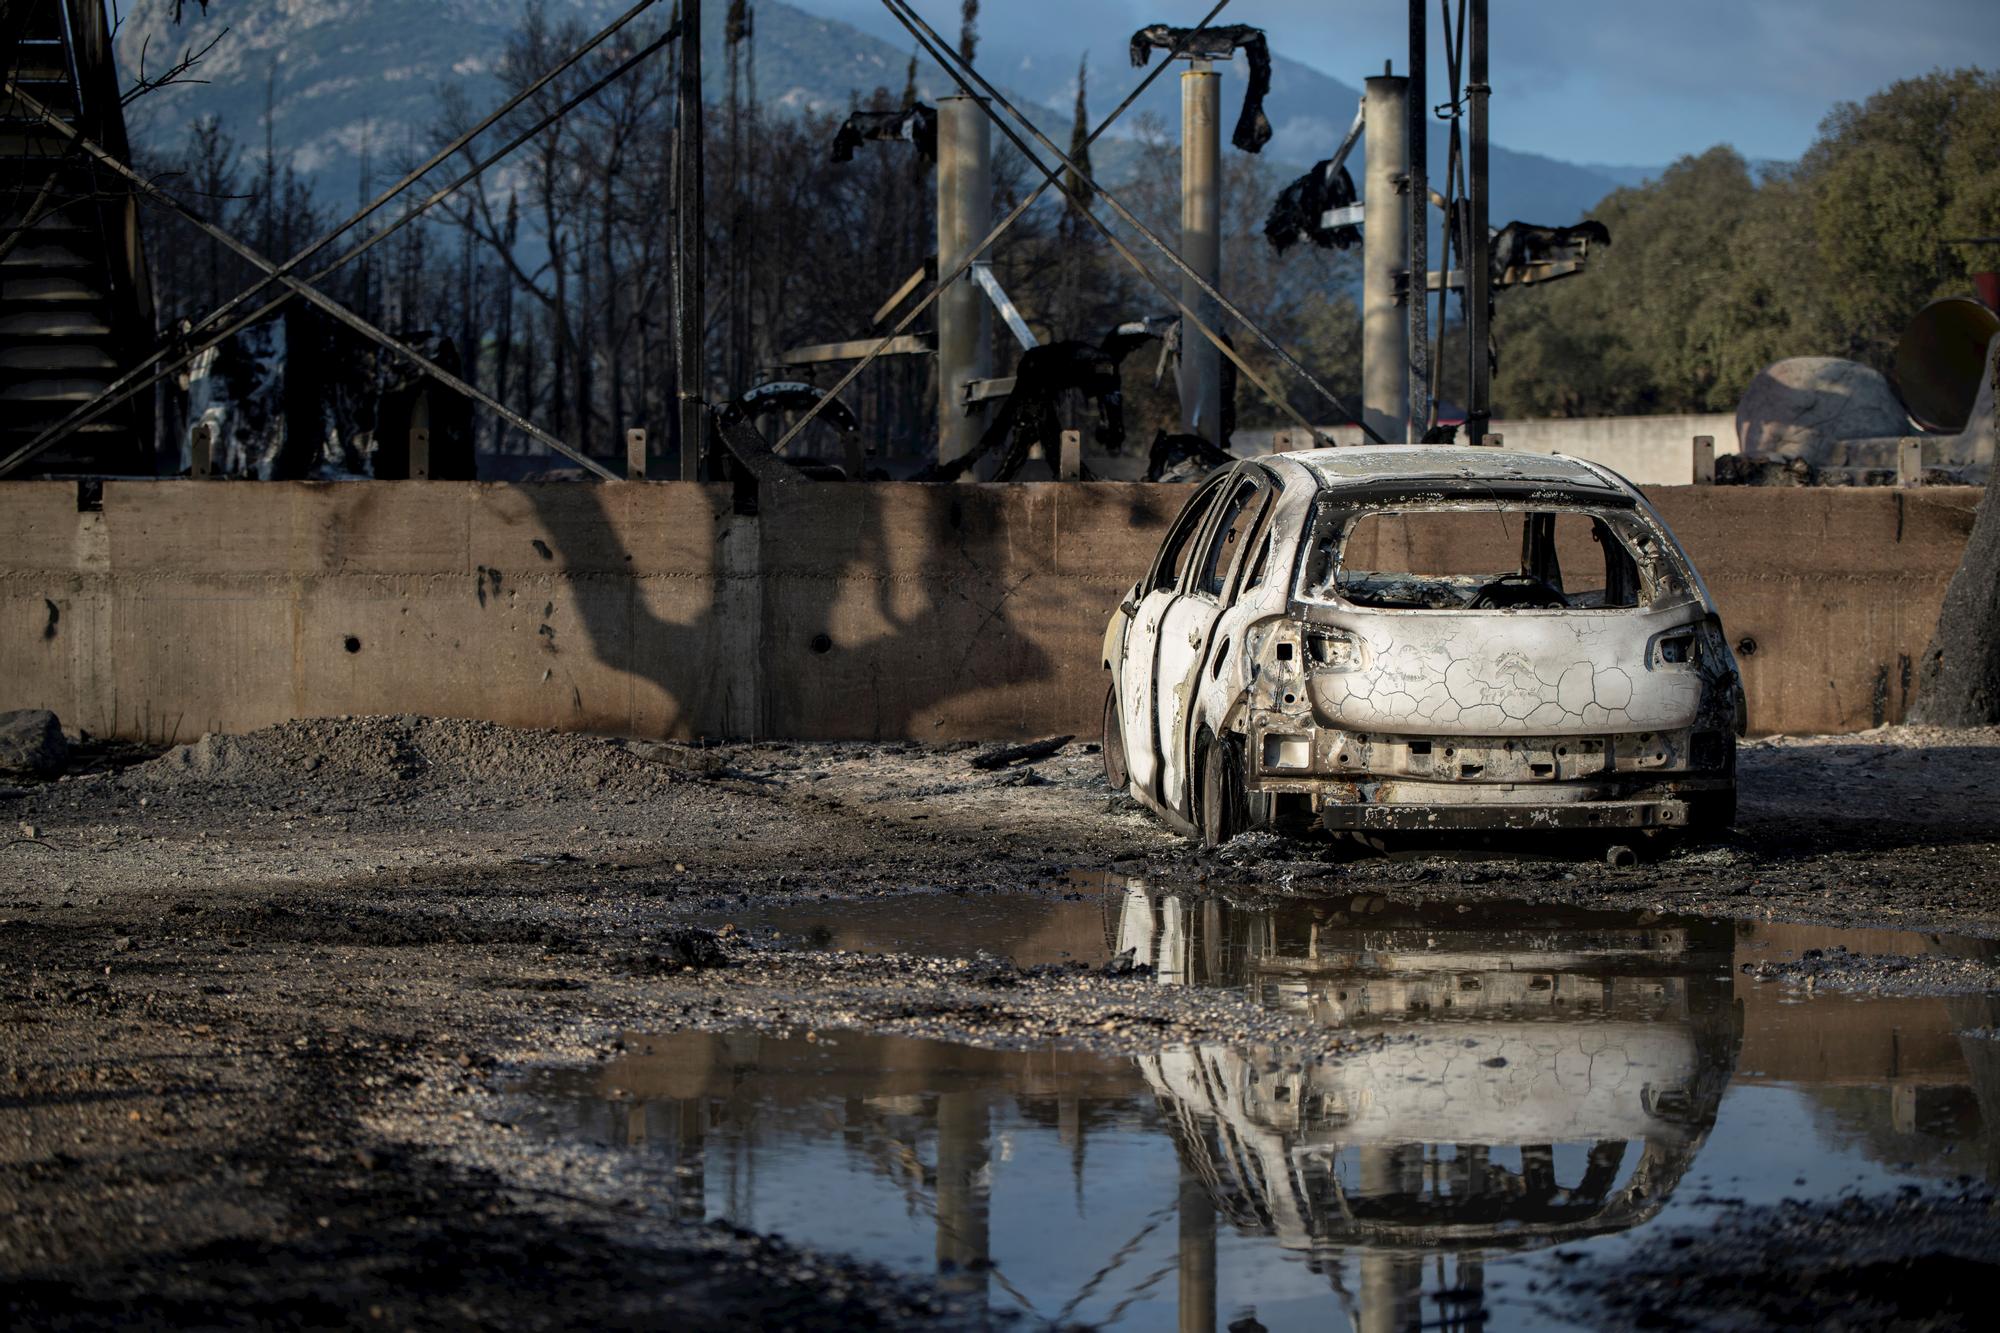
[1737,637,1759,657]
[75,479,102,513]
[809,633,833,655]
[343,636,362,654]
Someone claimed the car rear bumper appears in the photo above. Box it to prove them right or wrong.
[1319,797,1697,833]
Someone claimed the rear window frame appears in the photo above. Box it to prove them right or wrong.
[1292,495,1693,616]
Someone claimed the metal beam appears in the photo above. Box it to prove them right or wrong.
[875,0,1361,447]
[769,0,1242,457]
[0,4,674,479]
[968,262,1037,351]
[871,263,931,328]
[0,80,619,480]
[961,375,1015,404]
[780,335,932,364]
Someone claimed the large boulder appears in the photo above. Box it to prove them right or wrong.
[0,709,68,778]
[1735,357,1911,463]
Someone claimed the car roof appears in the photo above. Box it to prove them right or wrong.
[1269,444,1635,500]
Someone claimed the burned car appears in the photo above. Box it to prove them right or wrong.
[1100,446,1744,846]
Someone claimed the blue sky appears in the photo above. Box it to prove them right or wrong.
[807,0,2000,167]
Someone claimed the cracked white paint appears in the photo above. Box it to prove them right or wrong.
[1309,608,1702,736]
[1107,446,1739,833]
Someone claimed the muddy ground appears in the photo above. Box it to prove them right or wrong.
[4,716,2000,1329]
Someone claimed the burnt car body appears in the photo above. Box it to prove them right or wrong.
[1100,446,1745,846]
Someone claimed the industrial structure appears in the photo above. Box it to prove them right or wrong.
[0,0,155,474]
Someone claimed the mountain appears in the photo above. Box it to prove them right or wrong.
[114,0,1073,209]
[114,0,1632,228]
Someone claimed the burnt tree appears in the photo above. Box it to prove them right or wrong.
[1911,335,2000,725]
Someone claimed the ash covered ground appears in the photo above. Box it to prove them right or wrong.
[4,716,1999,1329]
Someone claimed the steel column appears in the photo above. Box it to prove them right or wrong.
[1362,74,1410,444]
[935,94,993,466]
[675,0,706,478]
[1466,0,1492,443]
[1406,1,1429,441]
[1180,63,1223,444]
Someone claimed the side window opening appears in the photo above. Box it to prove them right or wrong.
[1153,481,1226,593]
[1196,480,1260,598]
[1242,529,1273,592]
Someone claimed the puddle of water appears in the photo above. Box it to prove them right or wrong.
[523,885,2000,1330]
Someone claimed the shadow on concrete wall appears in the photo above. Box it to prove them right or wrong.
[515,479,1056,740]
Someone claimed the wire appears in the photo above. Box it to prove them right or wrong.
[0,0,667,477]
[0,20,677,477]
[880,0,1379,444]
[769,0,1241,457]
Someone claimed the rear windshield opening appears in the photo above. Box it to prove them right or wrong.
[1306,507,1649,611]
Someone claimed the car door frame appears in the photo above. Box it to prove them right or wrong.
[1153,463,1278,818]
[1118,472,1232,807]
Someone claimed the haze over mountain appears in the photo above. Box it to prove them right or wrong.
[115,0,1639,228]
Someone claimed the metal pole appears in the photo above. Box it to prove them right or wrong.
[1466,0,1491,444]
[1180,62,1223,444]
[1406,0,1429,441]
[1361,74,1410,445]
[935,94,993,467]
[1177,1167,1217,1333]
[675,0,706,479]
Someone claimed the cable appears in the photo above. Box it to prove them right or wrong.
[0,0,666,476]
[880,0,1377,443]
[0,22,676,476]
[764,0,1232,454]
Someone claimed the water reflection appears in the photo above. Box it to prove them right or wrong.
[1120,894,1738,1329]
[523,887,1995,1330]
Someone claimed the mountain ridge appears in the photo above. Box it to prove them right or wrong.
[114,0,1630,228]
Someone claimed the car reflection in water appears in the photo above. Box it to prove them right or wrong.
[532,887,1742,1330]
[1118,888,1740,1330]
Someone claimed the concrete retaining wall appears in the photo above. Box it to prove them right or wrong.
[0,480,1978,744]
[1237,413,1739,486]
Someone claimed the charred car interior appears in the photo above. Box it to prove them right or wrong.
[1102,447,1747,847]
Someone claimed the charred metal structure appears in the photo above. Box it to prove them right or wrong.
[0,0,155,473]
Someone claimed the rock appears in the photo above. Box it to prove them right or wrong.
[0,710,68,778]
[1735,358,1910,463]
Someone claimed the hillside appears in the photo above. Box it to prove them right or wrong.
[116,0,1632,227]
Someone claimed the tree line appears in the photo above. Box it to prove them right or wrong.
[133,7,1991,466]
[1489,68,2000,419]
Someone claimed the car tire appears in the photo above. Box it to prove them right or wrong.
[1199,735,1248,850]
[1101,685,1129,791]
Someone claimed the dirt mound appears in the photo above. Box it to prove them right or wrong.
[128,715,683,793]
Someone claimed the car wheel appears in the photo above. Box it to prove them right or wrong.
[1199,735,1248,850]
[1101,685,1129,791]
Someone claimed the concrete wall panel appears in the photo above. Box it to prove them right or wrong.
[0,480,1979,743]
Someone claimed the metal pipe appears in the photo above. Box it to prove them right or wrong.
[1180,63,1223,444]
[675,0,706,479]
[1361,74,1410,444]
[1178,1167,1217,1333]
[936,94,994,467]
[1466,0,1492,443]
[770,0,1240,457]
[873,0,1375,446]
[1406,0,1429,441]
